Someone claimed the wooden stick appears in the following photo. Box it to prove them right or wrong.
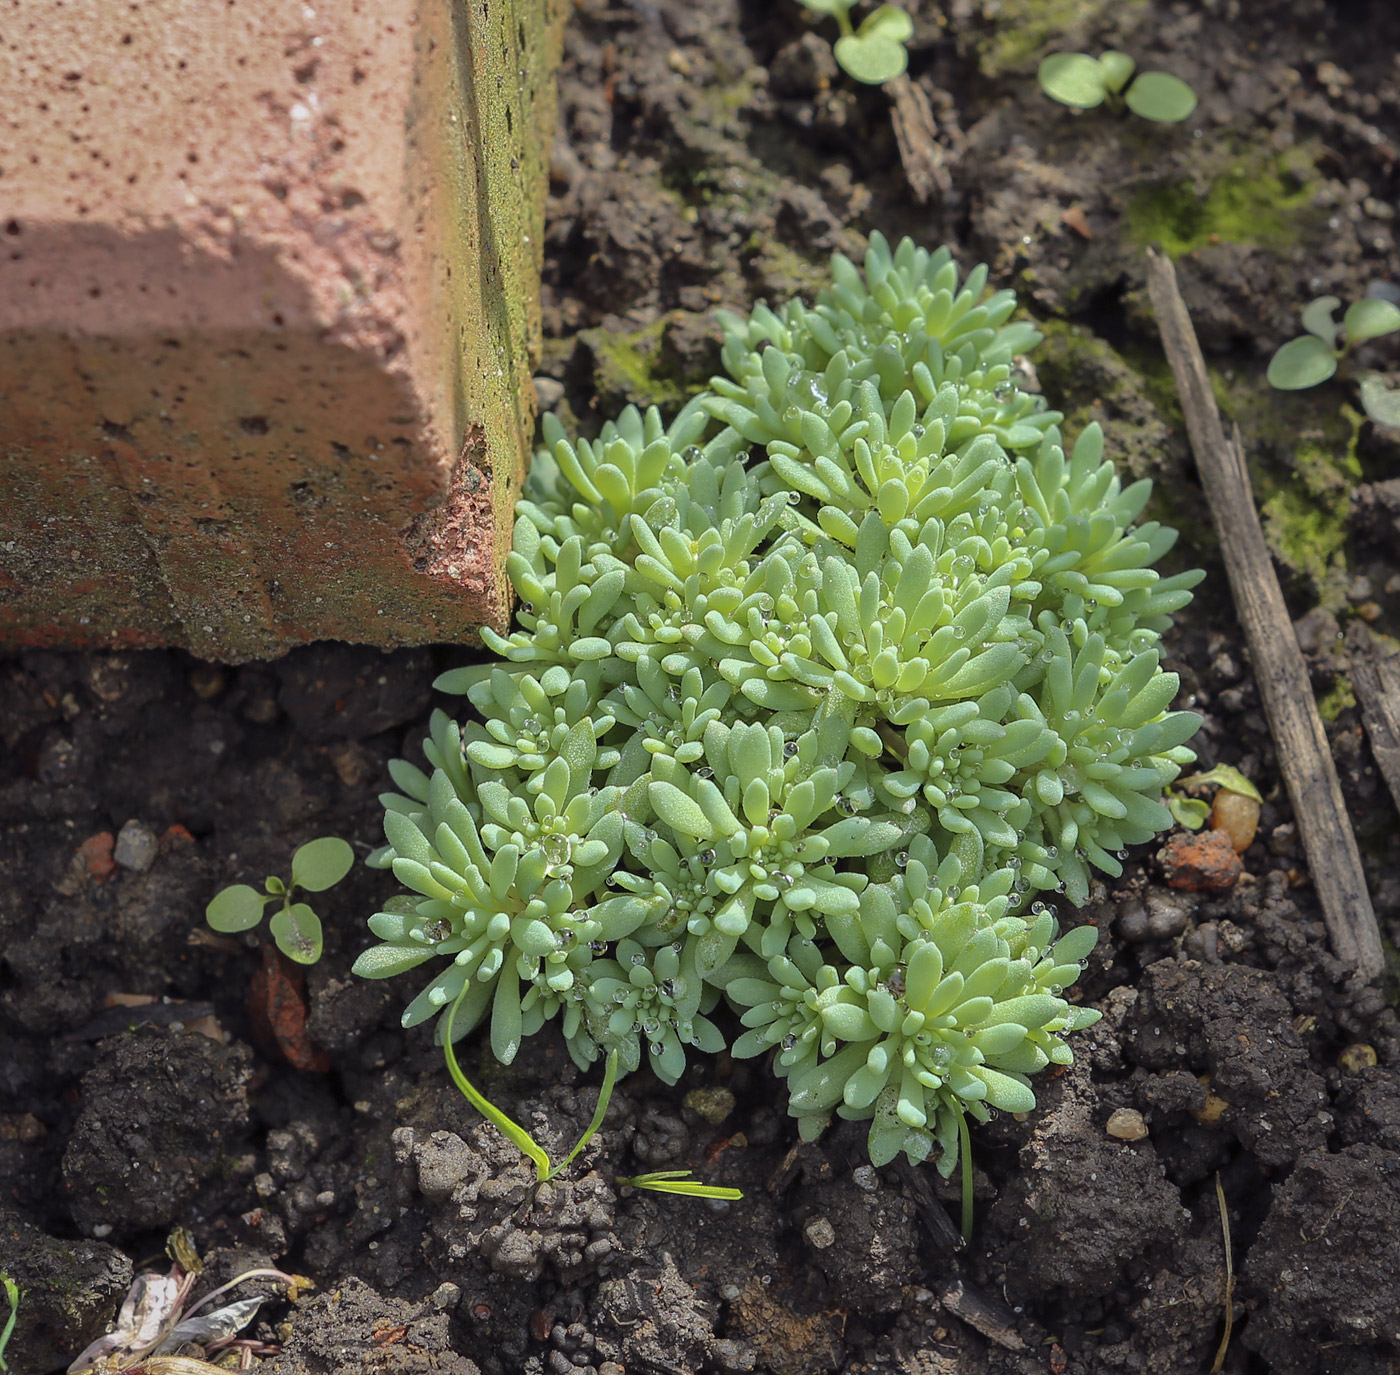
[1348,621,1400,816]
[886,75,951,204]
[1144,247,1384,980]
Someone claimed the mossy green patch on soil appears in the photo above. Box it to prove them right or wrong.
[579,317,691,413]
[1210,368,1362,611]
[1125,147,1322,257]
[1317,673,1357,723]
[976,0,1145,77]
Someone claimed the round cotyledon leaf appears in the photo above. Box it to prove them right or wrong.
[291,837,355,892]
[834,31,908,85]
[1037,53,1108,109]
[1266,335,1338,390]
[271,902,324,964]
[206,884,271,933]
[1124,71,1197,123]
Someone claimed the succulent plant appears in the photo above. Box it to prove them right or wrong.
[354,233,1201,1178]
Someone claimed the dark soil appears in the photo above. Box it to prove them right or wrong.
[5,1,1400,1372]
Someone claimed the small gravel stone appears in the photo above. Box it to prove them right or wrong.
[1106,1108,1149,1141]
[803,1216,836,1248]
[113,819,158,872]
[683,1086,736,1124]
[1339,1044,1379,1073]
[533,376,565,410]
[851,1164,879,1192]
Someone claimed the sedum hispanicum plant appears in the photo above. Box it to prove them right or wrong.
[1038,51,1197,124]
[1267,294,1400,428]
[206,837,354,965]
[799,0,914,86]
[353,235,1202,1217]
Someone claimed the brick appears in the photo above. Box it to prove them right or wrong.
[0,0,565,661]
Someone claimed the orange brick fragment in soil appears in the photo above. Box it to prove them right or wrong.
[77,831,117,883]
[249,946,331,1074]
[0,0,566,662]
[1157,829,1244,892]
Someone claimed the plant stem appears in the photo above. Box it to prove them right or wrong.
[957,1107,973,1243]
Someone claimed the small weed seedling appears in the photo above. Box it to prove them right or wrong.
[0,1274,18,1374]
[1038,51,1197,123]
[1267,295,1400,427]
[1165,764,1261,831]
[799,0,913,85]
[205,837,353,964]
[442,981,741,1201]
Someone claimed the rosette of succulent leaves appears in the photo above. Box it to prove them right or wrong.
[354,234,1202,1174]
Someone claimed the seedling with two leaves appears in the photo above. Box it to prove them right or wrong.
[798,0,913,85]
[205,837,353,965]
[1267,295,1400,428]
[1038,50,1197,123]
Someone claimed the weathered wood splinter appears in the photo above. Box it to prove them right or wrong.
[1145,247,1384,980]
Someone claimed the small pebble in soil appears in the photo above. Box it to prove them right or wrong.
[113,819,158,872]
[1338,1044,1379,1073]
[851,1165,879,1192]
[682,1086,735,1124]
[1105,1108,1148,1142]
[188,663,227,698]
[803,1216,836,1249]
[1211,790,1260,852]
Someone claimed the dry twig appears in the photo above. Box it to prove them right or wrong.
[1144,247,1384,980]
[886,75,952,203]
[1347,622,1400,815]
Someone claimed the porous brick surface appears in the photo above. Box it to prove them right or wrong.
[0,0,564,661]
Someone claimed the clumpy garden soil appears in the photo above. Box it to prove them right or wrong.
[5,1,1400,1372]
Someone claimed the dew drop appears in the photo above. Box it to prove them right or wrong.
[613,990,629,1004]
[650,1041,665,1056]
[661,978,678,998]
[683,445,703,462]
[699,848,717,864]
[783,740,799,757]
[895,851,909,867]
[589,939,608,953]
[781,1034,798,1051]
[630,952,647,966]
